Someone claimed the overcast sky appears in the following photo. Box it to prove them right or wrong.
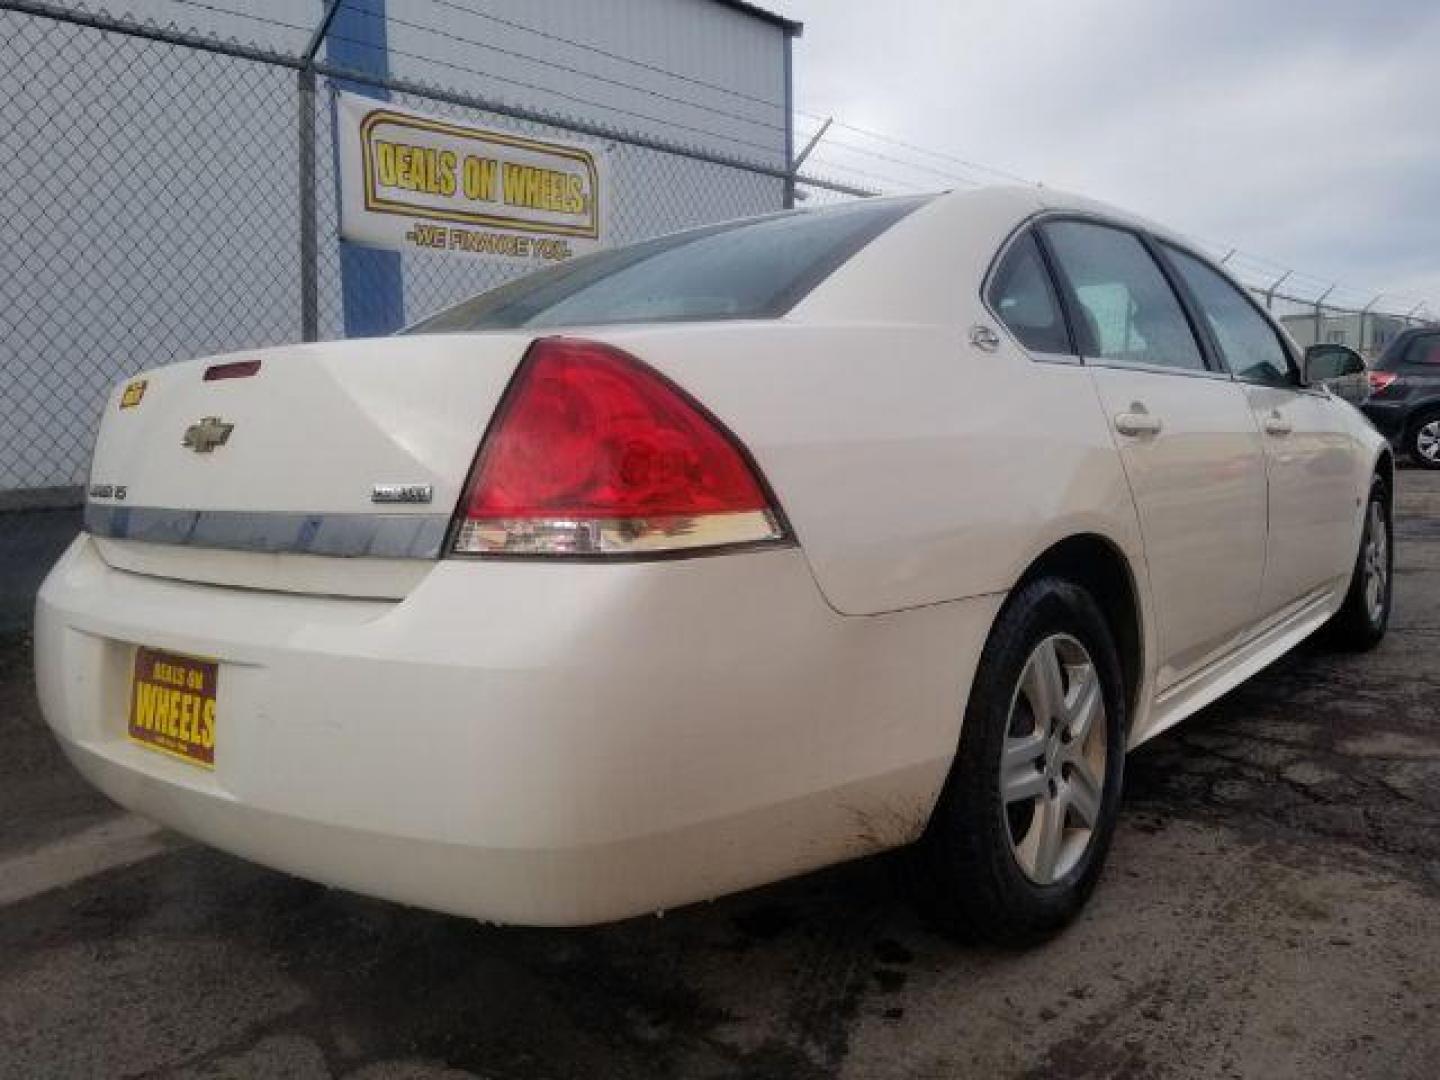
[774,0,1439,313]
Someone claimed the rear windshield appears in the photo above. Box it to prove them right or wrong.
[404,195,931,334]
[1377,330,1439,370]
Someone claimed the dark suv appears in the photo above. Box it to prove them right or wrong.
[1361,327,1440,469]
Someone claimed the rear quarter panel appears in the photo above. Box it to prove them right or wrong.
[596,189,1146,621]
[596,322,1145,621]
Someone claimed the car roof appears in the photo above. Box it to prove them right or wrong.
[792,184,1222,327]
[920,184,1212,261]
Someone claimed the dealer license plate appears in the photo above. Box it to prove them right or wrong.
[128,647,218,769]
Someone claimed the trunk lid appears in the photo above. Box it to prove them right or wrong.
[85,333,534,593]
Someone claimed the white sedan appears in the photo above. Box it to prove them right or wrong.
[36,187,1392,943]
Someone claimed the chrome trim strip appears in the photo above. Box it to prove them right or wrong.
[1027,349,1084,367]
[83,504,450,559]
[1083,357,1236,382]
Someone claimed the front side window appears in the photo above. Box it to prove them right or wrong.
[1042,221,1205,372]
[987,232,1070,354]
[405,196,931,333]
[1164,246,1294,386]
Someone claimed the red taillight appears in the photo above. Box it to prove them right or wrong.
[453,338,784,555]
[1367,371,1398,394]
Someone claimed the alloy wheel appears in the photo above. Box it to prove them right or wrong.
[1363,500,1389,624]
[1417,420,1440,464]
[1001,633,1108,885]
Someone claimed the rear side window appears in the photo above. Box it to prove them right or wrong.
[1404,333,1440,366]
[987,232,1070,354]
[1043,221,1205,372]
[405,196,931,333]
[1163,245,1294,386]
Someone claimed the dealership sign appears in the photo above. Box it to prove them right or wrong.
[335,91,607,265]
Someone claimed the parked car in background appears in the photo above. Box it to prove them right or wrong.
[35,187,1394,945]
[1359,327,1440,468]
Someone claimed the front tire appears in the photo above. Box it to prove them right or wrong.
[1326,476,1392,651]
[910,577,1126,945]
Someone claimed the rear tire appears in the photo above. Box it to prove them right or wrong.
[1408,409,1440,470]
[1325,476,1392,651]
[910,577,1126,945]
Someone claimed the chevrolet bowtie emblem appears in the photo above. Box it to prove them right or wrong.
[182,416,234,453]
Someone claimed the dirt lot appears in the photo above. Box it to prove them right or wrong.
[2,473,1437,1080]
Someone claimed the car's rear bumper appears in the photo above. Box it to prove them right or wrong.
[35,535,999,925]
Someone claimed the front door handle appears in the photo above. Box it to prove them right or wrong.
[1114,407,1162,437]
[1263,411,1293,436]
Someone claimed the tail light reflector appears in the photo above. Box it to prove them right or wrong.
[1367,371,1398,394]
[453,338,785,556]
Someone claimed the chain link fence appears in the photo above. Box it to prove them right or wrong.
[1263,292,1421,358]
[2,9,302,500]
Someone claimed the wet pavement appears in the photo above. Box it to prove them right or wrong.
[2,472,1437,1080]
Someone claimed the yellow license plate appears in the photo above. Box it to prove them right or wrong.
[129,647,218,769]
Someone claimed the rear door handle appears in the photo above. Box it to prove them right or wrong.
[1263,411,1293,436]
[1114,409,1162,437]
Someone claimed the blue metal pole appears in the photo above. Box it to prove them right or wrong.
[328,0,404,337]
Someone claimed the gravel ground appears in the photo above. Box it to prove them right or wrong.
[2,471,1437,1080]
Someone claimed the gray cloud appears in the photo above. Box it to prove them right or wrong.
[778,0,1440,309]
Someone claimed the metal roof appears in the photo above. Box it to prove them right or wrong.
[711,0,803,36]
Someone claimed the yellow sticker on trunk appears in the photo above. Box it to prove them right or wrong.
[120,380,147,409]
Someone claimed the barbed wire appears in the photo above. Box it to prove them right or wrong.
[334,0,792,136]
[392,0,788,111]
[797,110,1035,186]
[12,0,1438,321]
[157,0,790,159]
[790,118,1431,318]
[153,0,313,34]
[799,155,934,195]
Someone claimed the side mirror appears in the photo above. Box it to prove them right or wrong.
[1303,344,1365,385]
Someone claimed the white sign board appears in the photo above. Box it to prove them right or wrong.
[335,91,607,266]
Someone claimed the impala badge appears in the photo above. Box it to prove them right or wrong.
[372,483,433,504]
[182,416,234,453]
